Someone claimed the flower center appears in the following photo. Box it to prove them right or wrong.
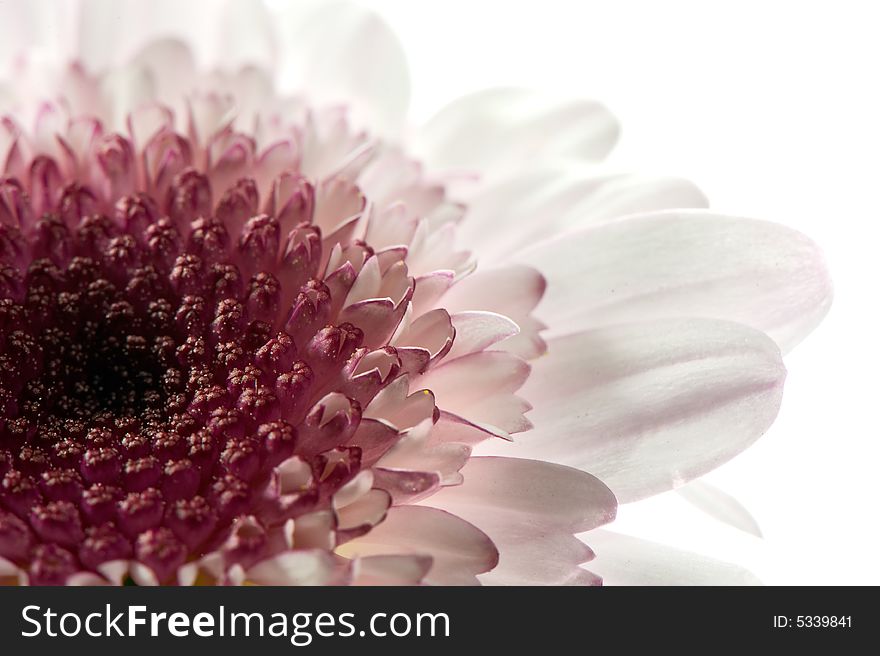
[0,170,370,584]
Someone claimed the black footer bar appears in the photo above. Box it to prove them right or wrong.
[0,586,869,653]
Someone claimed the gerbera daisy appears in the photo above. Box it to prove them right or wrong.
[0,0,831,585]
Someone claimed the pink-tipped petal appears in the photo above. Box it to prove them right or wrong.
[419,351,532,436]
[440,265,547,359]
[246,549,339,586]
[341,505,498,586]
[444,311,519,361]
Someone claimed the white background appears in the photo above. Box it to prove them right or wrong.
[357,0,878,584]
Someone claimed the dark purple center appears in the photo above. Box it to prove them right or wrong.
[0,169,368,584]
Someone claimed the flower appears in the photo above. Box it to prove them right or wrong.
[0,1,831,586]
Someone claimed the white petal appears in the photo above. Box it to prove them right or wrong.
[516,210,832,353]
[129,39,196,108]
[96,560,132,586]
[564,174,709,227]
[100,64,156,130]
[0,0,77,66]
[415,88,618,175]
[583,530,761,585]
[129,562,160,586]
[405,220,474,278]
[78,0,219,70]
[425,457,616,533]
[275,1,410,136]
[461,166,707,264]
[215,0,276,71]
[478,318,785,502]
[677,480,763,537]
[422,457,616,585]
[127,103,173,149]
